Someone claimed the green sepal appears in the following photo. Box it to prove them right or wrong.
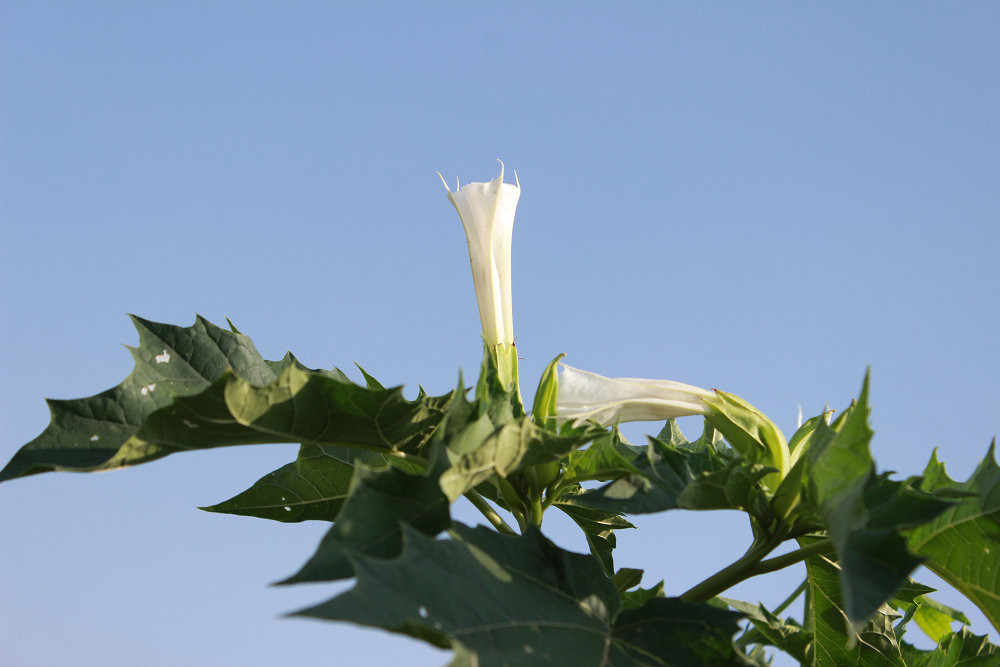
[704,389,790,491]
[531,353,565,430]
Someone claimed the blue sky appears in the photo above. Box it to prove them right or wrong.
[2,3,998,665]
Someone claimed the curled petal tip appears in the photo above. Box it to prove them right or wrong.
[436,171,452,193]
[496,158,505,183]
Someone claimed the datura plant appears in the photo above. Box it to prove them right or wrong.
[3,165,999,666]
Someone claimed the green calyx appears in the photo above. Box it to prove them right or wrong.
[704,390,790,492]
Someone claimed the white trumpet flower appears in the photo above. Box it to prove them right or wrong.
[440,161,520,350]
[555,364,714,427]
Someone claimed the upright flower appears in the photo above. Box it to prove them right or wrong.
[441,162,520,389]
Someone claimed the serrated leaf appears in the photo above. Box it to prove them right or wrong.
[803,546,906,666]
[280,464,450,584]
[561,427,644,485]
[1,316,285,481]
[570,436,770,517]
[803,375,952,627]
[554,493,634,575]
[295,522,745,666]
[900,627,1000,667]
[224,363,451,454]
[438,418,601,502]
[721,597,809,663]
[201,444,404,522]
[906,445,1000,633]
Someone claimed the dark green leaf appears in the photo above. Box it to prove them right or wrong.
[804,374,951,627]
[554,493,634,575]
[1,316,284,481]
[280,465,450,584]
[722,597,809,663]
[570,436,770,517]
[201,444,405,522]
[295,523,745,665]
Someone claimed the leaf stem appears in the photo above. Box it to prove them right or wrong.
[750,538,835,576]
[464,490,517,535]
[772,579,808,616]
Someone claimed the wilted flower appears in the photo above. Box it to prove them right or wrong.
[555,364,714,426]
[440,161,520,351]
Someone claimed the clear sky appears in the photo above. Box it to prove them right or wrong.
[2,3,998,666]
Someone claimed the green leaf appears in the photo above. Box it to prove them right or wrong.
[906,445,1000,634]
[721,597,809,663]
[280,464,450,584]
[561,427,644,485]
[224,363,451,454]
[1,316,286,481]
[911,597,970,645]
[803,545,906,666]
[1,317,450,483]
[438,418,601,502]
[804,374,952,628]
[901,627,1000,666]
[569,435,770,518]
[201,444,406,522]
[554,492,634,576]
[295,522,745,665]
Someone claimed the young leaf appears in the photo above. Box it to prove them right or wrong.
[295,522,746,665]
[906,445,1000,633]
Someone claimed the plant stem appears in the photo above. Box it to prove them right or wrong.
[679,528,788,603]
[529,495,544,527]
[751,538,834,576]
[773,579,808,616]
[464,490,517,535]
